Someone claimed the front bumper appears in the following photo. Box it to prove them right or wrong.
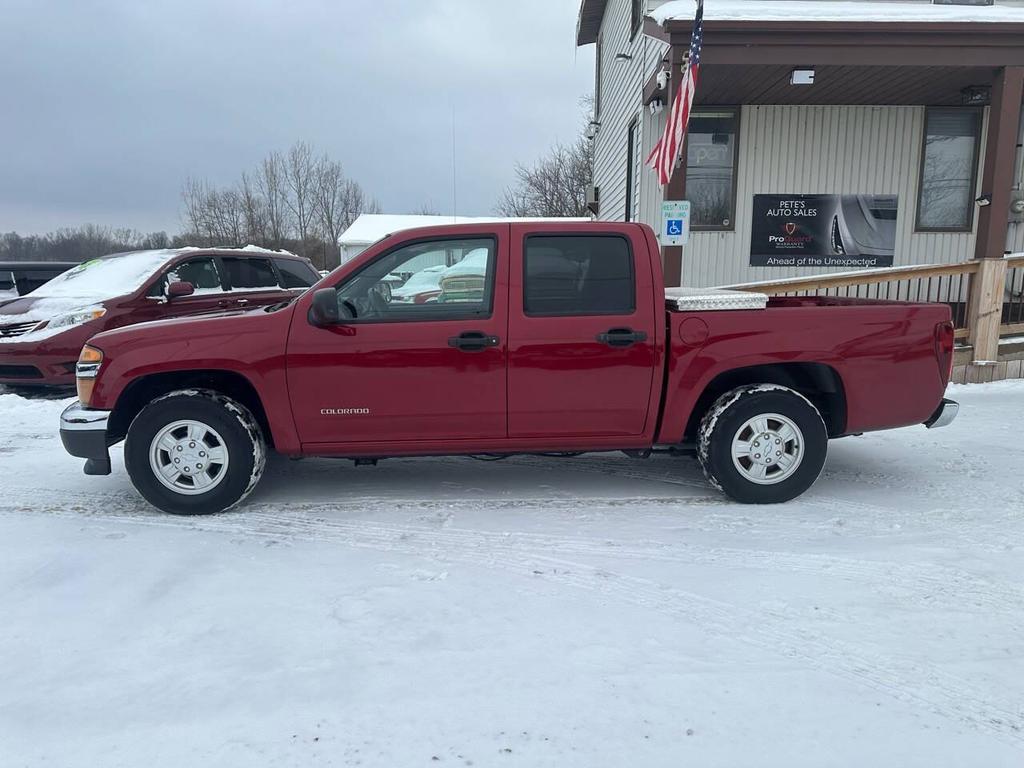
[59,402,113,475]
[924,398,959,429]
[0,342,81,386]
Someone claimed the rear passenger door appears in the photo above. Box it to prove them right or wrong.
[507,227,659,439]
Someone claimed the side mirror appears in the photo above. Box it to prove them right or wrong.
[309,287,341,326]
[166,281,195,299]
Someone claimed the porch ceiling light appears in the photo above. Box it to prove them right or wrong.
[790,69,815,86]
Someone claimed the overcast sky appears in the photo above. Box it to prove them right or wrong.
[0,0,595,235]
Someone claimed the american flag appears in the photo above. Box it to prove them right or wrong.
[646,0,703,187]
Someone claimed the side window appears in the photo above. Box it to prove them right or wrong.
[524,236,635,317]
[335,238,495,323]
[916,107,982,232]
[274,258,319,289]
[223,257,278,291]
[147,257,223,297]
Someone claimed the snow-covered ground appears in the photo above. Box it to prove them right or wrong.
[0,383,1021,767]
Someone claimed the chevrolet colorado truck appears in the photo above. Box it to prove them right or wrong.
[58,222,958,515]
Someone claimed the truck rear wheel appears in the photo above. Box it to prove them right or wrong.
[125,390,266,515]
[698,385,827,504]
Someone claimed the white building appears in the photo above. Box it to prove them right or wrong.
[338,214,592,264]
[578,0,1024,286]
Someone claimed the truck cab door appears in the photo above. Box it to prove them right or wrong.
[506,226,660,439]
[285,229,509,447]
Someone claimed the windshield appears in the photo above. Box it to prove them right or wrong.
[29,250,180,300]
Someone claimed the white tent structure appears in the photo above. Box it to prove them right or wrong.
[338,214,591,264]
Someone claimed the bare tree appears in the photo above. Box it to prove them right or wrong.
[255,152,290,247]
[412,202,441,215]
[496,99,595,218]
[283,141,318,257]
[179,141,381,267]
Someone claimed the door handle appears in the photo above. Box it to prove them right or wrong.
[236,298,250,306]
[448,330,500,352]
[597,327,648,347]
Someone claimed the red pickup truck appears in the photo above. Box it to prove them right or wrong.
[58,222,958,515]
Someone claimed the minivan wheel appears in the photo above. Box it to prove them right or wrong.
[698,385,827,504]
[125,390,266,515]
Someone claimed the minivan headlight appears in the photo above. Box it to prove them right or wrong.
[37,305,106,332]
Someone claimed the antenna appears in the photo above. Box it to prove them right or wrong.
[451,107,458,222]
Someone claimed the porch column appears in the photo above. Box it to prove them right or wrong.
[662,44,687,287]
[969,66,1023,363]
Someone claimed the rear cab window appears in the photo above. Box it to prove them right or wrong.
[523,235,636,316]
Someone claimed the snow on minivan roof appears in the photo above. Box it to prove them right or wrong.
[29,246,297,300]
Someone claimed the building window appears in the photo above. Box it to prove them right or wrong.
[916,108,982,232]
[631,0,644,39]
[685,109,739,230]
[594,36,603,119]
[625,116,638,222]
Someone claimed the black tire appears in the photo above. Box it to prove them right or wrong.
[697,385,827,504]
[125,389,266,515]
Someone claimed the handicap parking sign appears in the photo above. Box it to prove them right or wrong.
[661,201,691,246]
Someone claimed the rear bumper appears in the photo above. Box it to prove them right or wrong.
[924,398,959,429]
[59,402,113,475]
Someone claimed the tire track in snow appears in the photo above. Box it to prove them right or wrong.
[3,487,1021,616]
[2,497,1023,746]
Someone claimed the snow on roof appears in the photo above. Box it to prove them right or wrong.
[26,245,297,301]
[338,214,592,246]
[651,0,1024,25]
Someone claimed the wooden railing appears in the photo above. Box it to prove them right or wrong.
[724,254,1024,360]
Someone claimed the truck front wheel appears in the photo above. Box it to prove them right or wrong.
[698,385,827,504]
[125,390,267,515]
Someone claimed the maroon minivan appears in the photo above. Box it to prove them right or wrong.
[0,247,320,387]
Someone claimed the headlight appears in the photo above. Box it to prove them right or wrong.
[36,305,106,332]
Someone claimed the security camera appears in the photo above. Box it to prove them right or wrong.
[656,69,669,90]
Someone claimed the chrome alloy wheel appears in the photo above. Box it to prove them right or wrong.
[730,412,804,485]
[149,420,230,495]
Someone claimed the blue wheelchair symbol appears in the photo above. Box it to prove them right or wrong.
[666,219,683,236]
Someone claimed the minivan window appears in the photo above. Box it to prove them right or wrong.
[524,235,635,316]
[148,257,224,297]
[274,258,319,289]
[223,257,278,290]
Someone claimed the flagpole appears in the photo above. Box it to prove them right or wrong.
[661,43,688,288]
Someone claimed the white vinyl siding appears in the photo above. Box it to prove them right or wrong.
[592,0,669,223]
[639,105,988,287]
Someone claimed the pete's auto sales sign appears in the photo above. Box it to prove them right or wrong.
[750,193,897,269]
